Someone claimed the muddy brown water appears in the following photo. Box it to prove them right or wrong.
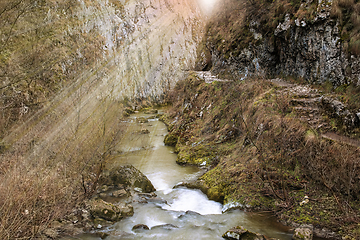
[64,109,293,240]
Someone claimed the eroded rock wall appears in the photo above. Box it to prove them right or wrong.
[0,0,203,138]
[204,0,360,86]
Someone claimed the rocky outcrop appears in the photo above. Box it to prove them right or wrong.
[88,198,134,222]
[41,165,155,238]
[99,165,156,194]
[205,0,360,87]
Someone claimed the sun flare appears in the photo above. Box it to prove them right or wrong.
[197,0,217,14]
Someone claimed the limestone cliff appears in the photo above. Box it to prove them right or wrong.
[199,0,360,86]
[0,0,203,138]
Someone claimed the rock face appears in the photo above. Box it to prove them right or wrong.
[205,1,360,87]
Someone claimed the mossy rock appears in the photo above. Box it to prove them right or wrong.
[206,186,224,203]
[136,117,149,123]
[164,133,179,146]
[143,108,158,114]
[123,108,135,117]
[89,198,132,222]
[175,144,217,167]
[100,165,155,193]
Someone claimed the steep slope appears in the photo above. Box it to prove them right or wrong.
[0,0,203,138]
[0,0,204,238]
[163,73,360,239]
[197,0,360,87]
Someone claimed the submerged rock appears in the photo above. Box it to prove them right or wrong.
[222,226,272,240]
[132,224,150,231]
[136,117,149,123]
[143,109,158,114]
[151,223,179,230]
[140,128,150,134]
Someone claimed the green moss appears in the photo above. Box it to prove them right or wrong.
[164,133,179,147]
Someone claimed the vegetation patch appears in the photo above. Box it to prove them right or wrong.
[164,73,360,239]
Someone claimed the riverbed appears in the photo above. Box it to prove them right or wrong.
[64,109,293,239]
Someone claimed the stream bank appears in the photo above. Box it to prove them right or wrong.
[161,72,360,240]
[48,108,293,240]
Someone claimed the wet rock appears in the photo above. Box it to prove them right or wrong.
[140,128,150,134]
[88,198,129,222]
[292,224,313,240]
[164,132,178,146]
[93,232,110,239]
[125,107,135,115]
[123,108,135,117]
[136,117,149,123]
[93,217,112,229]
[156,113,164,118]
[185,210,202,217]
[100,165,156,193]
[111,189,128,198]
[132,224,150,231]
[151,223,178,230]
[106,230,133,238]
[222,226,269,240]
[178,210,201,219]
[144,109,158,114]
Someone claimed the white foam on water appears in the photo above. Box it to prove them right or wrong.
[162,188,222,215]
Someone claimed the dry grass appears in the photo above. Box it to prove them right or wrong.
[0,82,127,238]
[0,2,126,236]
[165,74,360,236]
[331,0,360,56]
[0,0,106,139]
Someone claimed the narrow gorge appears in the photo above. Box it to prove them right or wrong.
[0,0,360,239]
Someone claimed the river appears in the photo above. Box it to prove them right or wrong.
[64,109,293,240]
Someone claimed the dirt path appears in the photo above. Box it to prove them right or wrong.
[270,78,360,148]
[322,132,360,148]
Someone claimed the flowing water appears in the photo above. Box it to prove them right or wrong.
[67,109,293,240]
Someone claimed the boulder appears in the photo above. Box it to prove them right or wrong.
[132,224,150,231]
[222,226,268,240]
[136,117,149,123]
[88,198,133,222]
[320,97,359,130]
[143,109,158,114]
[292,224,313,240]
[100,165,155,193]
[139,128,150,134]
[164,132,178,146]
[151,223,178,230]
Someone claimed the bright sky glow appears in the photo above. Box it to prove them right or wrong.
[197,0,217,15]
